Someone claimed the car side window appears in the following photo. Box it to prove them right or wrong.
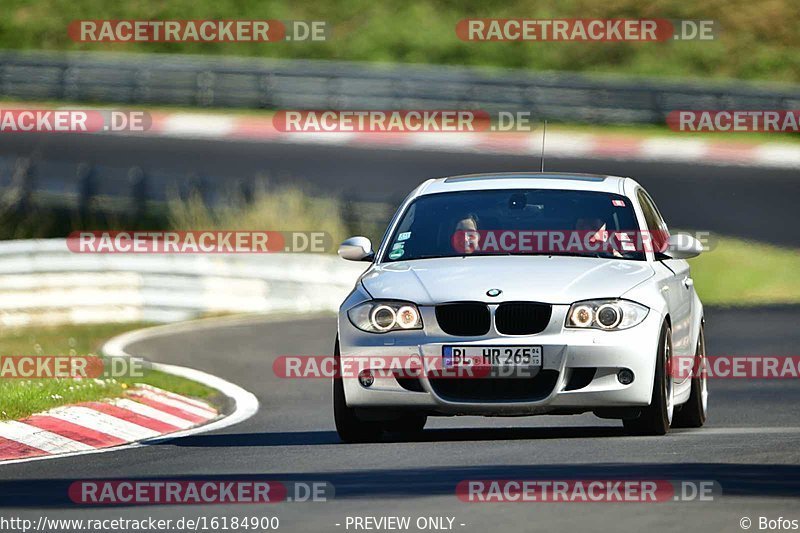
[643,191,669,232]
[637,189,669,253]
[637,191,659,231]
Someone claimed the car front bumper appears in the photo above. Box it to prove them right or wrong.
[338,304,663,416]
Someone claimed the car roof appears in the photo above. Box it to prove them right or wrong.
[416,172,632,197]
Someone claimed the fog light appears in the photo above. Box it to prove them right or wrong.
[617,369,634,385]
[358,370,375,388]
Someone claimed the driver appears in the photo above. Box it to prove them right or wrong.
[454,213,480,254]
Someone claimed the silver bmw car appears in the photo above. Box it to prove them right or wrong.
[334,173,708,442]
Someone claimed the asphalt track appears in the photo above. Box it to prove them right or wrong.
[0,134,799,246]
[1,306,800,532]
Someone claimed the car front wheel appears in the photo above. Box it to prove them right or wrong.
[623,322,674,436]
[332,337,384,443]
[672,323,708,428]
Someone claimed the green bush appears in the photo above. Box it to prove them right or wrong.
[167,182,349,247]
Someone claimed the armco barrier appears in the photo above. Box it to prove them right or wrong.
[1,50,798,125]
[0,239,366,327]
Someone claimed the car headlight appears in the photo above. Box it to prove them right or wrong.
[347,301,423,333]
[566,299,649,331]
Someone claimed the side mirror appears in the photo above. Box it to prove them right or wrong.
[338,236,374,262]
[663,233,703,259]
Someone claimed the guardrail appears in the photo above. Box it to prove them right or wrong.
[1,50,798,124]
[0,239,366,327]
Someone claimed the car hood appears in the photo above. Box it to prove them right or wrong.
[360,256,654,305]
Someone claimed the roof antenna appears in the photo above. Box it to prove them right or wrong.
[540,120,547,172]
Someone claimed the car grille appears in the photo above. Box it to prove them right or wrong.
[435,303,490,336]
[494,302,552,335]
[429,370,559,402]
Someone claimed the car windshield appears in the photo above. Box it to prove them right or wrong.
[382,189,646,262]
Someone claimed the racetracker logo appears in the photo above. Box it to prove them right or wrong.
[457,480,719,502]
[456,19,717,42]
[273,110,493,133]
[274,355,548,379]
[671,355,800,379]
[667,110,800,132]
[67,231,331,253]
[68,20,329,43]
[69,480,332,505]
[0,356,144,379]
[0,109,150,133]
[0,356,103,379]
[450,230,685,255]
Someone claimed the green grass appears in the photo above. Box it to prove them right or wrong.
[689,236,800,306]
[2,0,799,83]
[0,323,219,420]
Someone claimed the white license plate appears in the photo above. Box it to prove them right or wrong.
[443,346,542,368]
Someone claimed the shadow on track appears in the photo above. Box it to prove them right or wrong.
[165,425,627,448]
[2,463,799,508]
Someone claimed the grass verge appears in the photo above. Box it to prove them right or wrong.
[689,237,800,306]
[0,323,219,421]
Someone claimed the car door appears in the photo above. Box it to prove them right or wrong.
[637,189,694,385]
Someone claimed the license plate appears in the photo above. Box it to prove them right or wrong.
[443,346,542,368]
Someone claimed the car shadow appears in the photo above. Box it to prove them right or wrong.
[166,425,627,448]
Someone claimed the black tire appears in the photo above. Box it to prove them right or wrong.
[332,337,384,443]
[623,322,673,436]
[672,323,708,428]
